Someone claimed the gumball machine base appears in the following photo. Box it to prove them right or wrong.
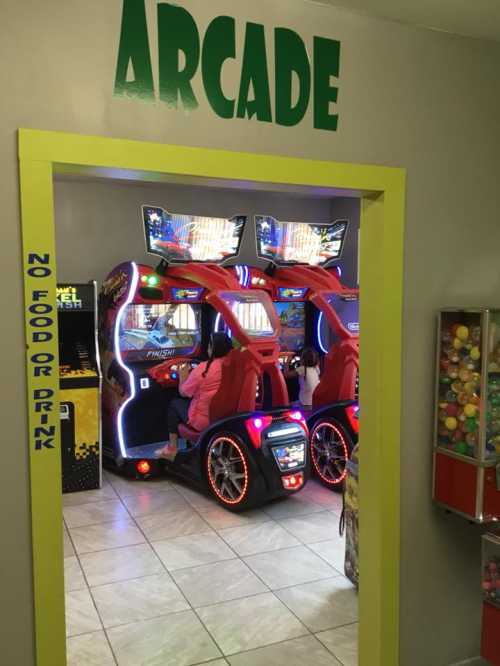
[481,602,500,665]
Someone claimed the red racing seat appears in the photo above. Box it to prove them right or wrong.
[178,349,259,443]
[313,340,359,409]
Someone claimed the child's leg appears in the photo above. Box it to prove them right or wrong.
[156,397,190,459]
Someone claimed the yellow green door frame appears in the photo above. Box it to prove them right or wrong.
[18,128,405,666]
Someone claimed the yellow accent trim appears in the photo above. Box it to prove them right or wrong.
[19,158,66,665]
[18,128,405,666]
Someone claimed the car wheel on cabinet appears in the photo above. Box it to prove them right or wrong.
[310,418,352,492]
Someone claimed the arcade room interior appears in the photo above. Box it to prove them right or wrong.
[3,2,500,666]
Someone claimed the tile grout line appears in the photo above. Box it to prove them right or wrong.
[111,478,232,662]
[65,519,119,665]
[67,475,352,664]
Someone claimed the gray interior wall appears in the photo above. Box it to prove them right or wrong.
[331,198,360,289]
[54,179,338,284]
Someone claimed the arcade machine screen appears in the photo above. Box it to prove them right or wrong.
[220,291,276,339]
[143,206,245,263]
[325,293,359,337]
[119,303,201,362]
[275,302,306,352]
[255,216,348,266]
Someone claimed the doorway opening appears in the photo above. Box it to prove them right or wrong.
[19,129,405,666]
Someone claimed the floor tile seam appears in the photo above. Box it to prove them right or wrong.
[70,538,149,557]
[275,509,341,544]
[210,537,307,560]
[87,570,188,592]
[209,517,275,533]
[302,541,344,574]
[67,552,107,640]
[270,573,343,595]
[315,622,359,666]
[181,585,278,611]
[220,632,342,663]
[198,557,315,650]
[114,486,230,660]
[65,628,119,665]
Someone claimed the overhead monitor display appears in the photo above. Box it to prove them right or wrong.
[143,205,245,264]
[119,303,201,361]
[255,216,348,266]
[275,302,305,352]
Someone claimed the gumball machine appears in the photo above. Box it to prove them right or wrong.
[481,533,500,664]
[433,309,500,523]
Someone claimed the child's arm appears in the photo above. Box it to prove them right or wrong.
[179,363,204,398]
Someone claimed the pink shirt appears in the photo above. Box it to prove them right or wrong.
[179,359,223,431]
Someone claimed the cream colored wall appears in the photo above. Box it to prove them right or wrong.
[1,1,500,664]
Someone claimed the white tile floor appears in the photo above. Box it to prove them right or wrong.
[64,472,358,666]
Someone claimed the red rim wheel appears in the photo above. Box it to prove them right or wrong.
[310,420,350,487]
[206,435,249,506]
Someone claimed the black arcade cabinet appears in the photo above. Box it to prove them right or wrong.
[57,283,102,493]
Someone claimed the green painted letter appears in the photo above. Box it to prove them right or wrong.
[158,3,200,110]
[314,37,340,131]
[114,0,154,100]
[202,16,236,119]
[237,23,272,123]
[275,28,311,127]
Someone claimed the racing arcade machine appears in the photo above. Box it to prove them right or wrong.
[57,283,102,493]
[99,207,309,509]
[247,215,359,489]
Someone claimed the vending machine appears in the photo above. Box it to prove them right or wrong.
[433,309,500,523]
[57,283,102,493]
[481,533,500,664]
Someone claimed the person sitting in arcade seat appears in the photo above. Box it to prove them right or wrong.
[155,332,233,461]
[296,347,321,408]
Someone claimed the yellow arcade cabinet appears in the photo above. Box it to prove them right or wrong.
[57,283,102,492]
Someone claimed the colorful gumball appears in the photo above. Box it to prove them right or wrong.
[470,346,481,361]
[466,418,477,432]
[459,369,471,382]
[465,432,477,446]
[455,441,468,455]
[457,392,469,406]
[447,365,459,379]
[453,429,464,441]
[456,325,469,341]
[445,417,458,431]
[464,403,478,418]
[453,338,463,350]
[446,403,459,417]
[451,381,463,393]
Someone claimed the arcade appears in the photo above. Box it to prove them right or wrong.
[241,215,360,489]
[98,206,310,509]
[57,282,102,493]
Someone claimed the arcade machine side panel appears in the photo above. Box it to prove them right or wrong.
[98,263,136,463]
[57,282,101,493]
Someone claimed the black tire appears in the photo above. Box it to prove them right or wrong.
[310,418,353,492]
[205,432,262,511]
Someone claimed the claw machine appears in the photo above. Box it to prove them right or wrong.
[433,309,500,522]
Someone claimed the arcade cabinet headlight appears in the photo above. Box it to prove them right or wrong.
[114,262,140,458]
[141,274,159,287]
